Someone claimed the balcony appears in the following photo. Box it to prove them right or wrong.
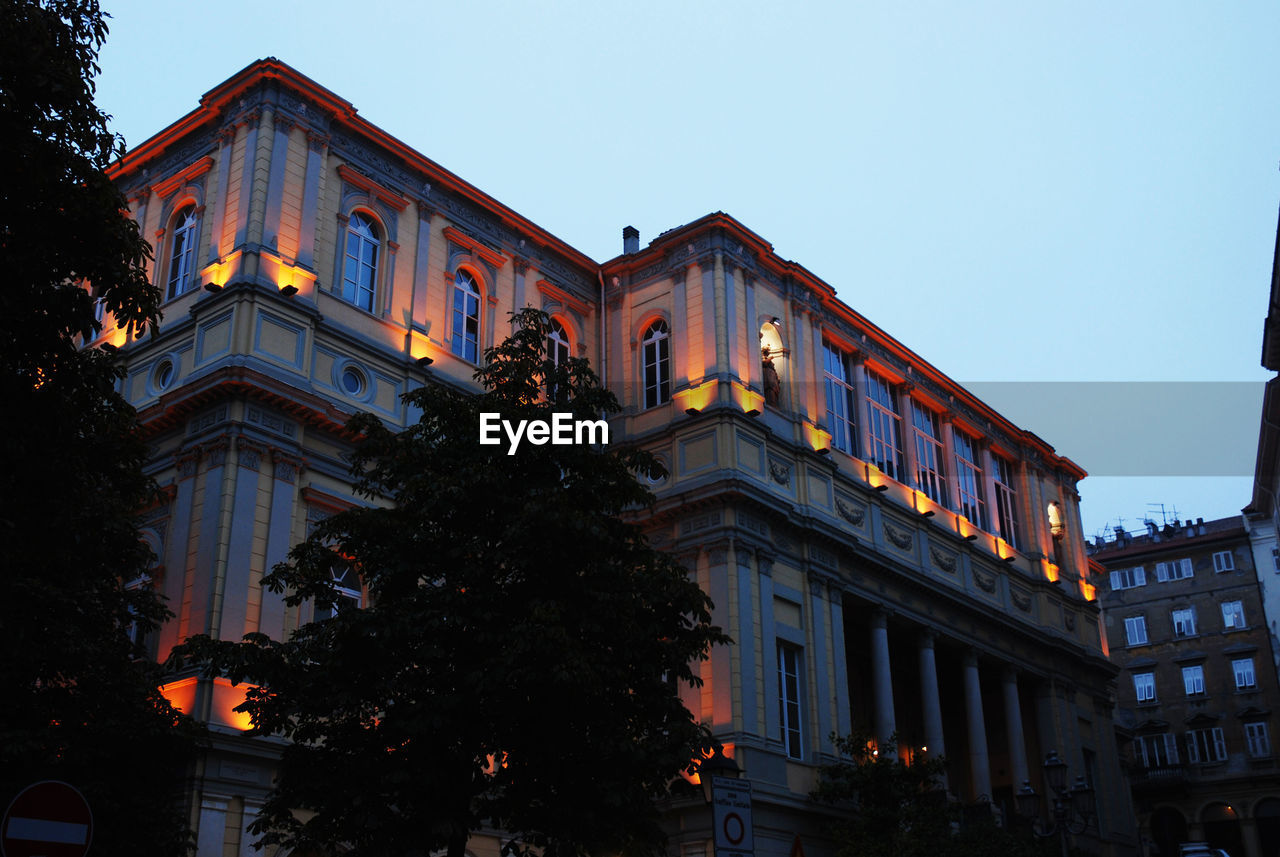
[1128,764,1189,793]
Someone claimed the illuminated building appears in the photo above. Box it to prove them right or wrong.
[105,59,1137,857]
[1089,518,1280,857]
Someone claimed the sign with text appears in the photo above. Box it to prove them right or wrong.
[711,778,752,857]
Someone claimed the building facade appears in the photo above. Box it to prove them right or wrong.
[1090,518,1280,857]
[105,59,1137,857]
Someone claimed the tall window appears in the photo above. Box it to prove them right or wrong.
[548,319,570,368]
[1172,607,1197,638]
[642,320,671,409]
[823,343,857,455]
[1155,559,1193,581]
[1110,566,1146,591]
[1213,551,1235,573]
[342,212,379,312]
[1233,658,1257,690]
[1221,601,1245,630]
[1182,665,1205,695]
[451,270,482,362]
[1186,727,1227,764]
[911,402,946,504]
[1133,672,1156,703]
[166,205,199,300]
[864,371,903,481]
[953,432,988,530]
[1125,615,1148,646]
[1136,733,1178,767]
[777,642,803,760]
[1246,722,1271,758]
[992,455,1020,549]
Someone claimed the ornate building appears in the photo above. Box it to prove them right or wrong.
[1091,518,1280,857]
[105,59,1137,857]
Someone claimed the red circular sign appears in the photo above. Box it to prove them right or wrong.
[2,781,93,857]
[723,811,745,845]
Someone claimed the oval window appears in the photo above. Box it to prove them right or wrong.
[154,359,175,390]
[341,366,366,396]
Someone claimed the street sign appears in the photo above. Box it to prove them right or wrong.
[2,781,93,857]
[711,777,753,857]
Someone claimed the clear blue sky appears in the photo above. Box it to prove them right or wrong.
[95,0,1280,538]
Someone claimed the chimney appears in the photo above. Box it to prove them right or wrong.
[623,225,639,255]
[1146,521,1157,538]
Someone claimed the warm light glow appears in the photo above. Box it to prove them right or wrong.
[804,423,832,454]
[1042,559,1060,583]
[673,380,717,414]
[212,677,254,731]
[1081,582,1097,601]
[731,382,765,415]
[160,677,198,714]
[107,326,129,349]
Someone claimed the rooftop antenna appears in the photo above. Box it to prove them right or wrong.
[1146,503,1169,527]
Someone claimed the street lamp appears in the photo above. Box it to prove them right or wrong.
[697,743,742,803]
[1015,750,1095,857]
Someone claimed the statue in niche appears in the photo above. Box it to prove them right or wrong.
[762,346,781,406]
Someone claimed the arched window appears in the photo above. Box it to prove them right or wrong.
[642,320,671,409]
[548,319,571,368]
[451,269,482,362]
[166,205,198,300]
[342,212,380,312]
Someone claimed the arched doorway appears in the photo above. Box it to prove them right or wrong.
[1149,806,1187,857]
[1255,797,1280,857]
[1203,802,1245,857]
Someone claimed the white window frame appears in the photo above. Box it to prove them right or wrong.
[166,205,199,300]
[1172,607,1197,638]
[1186,727,1227,764]
[823,343,857,456]
[992,455,1020,550]
[1182,665,1205,696]
[910,402,947,506]
[641,320,671,409]
[864,371,904,482]
[952,431,989,531]
[450,269,482,363]
[1125,615,1148,646]
[1233,658,1257,690]
[342,211,380,312]
[1136,732,1179,767]
[1110,566,1146,590]
[1213,551,1235,573]
[1221,600,1246,630]
[1155,559,1193,582]
[1133,672,1156,703]
[777,642,803,760]
[314,566,362,622]
[1246,722,1271,758]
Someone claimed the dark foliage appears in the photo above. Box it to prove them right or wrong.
[176,310,729,857]
[0,1,197,854]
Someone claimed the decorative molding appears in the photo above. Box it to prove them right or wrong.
[188,405,229,436]
[929,546,957,573]
[306,130,330,152]
[443,226,508,268]
[245,405,297,439]
[337,163,409,211]
[768,457,791,487]
[1063,610,1077,631]
[835,498,865,526]
[680,511,722,536]
[738,511,769,538]
[883,522,913,551]
[200,438,229,468]
[1010,587,1032,612]
[150,155,214,199]
[176,449,200,480]
[971,567,996,593]
[235,437,268,471]
[536,278,592,317]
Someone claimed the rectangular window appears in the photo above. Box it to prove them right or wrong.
[1222,600,1246,630]
[992,455,1020,550]
[1110,566,1147,591]
[314,567,362,622]
[952,432,989,531]
[1136,733,1179,767]
[910,402,946,505]
[1213,550,1235,573]
[1182,665,1205,696]
[864,371,904,482]
[1155,559,1193,581]
[1246,722,1271,758]
[1186,727,1227,764]
[1172,608,1197,638]
[1234,658,1257,690]
[1272,546,1279,573]
[1125,615,1148,646]
[823,343,858,456]
[777,643,803,760]
[1133,672,1156,703]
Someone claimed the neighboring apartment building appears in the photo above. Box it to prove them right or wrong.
[1091,518,1280,857]
[104,59,1137,857]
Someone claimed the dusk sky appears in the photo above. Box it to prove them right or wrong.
[95,1,1280,539]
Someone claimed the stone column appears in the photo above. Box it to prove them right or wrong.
[963,650,992,801]
[918,630,948,789]
[1002,667,1030,792]
[870,609,896,755]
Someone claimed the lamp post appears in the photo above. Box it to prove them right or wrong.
[1015,751,1095,857]
[697,743,742,803]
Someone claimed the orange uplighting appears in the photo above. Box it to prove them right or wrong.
[1081,582,1097,601]
[673,380,718,414]
[685,742,738,787]
[1042,559,1060,583]
[158,676,255,732]
[730,382,764,415]
[804,423,832,454]
[160,677,198,714]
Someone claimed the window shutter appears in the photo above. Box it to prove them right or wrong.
[1165,733,1179,764]
[1186,733,1199,764]
[1213,728,1227,760]
[1110,570,1121,589]
[1181,558,1193,577]
[1135,566,1146,585]
[1156,563,1169,582]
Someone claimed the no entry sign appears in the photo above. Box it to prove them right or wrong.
[2,781,93,857]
